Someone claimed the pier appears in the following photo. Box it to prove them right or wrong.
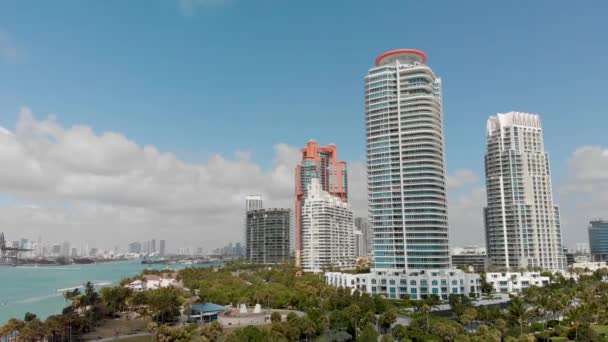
[0,232,33,266]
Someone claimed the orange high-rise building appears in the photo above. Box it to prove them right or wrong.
[295,141,348,265]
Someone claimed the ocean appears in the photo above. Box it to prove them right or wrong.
[0,260,215,324]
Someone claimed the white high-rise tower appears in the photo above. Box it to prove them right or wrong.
[365,49,449,271]
[245,195,263,211]
[484,112,565,270]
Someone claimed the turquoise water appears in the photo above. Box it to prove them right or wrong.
[0,261,214,324]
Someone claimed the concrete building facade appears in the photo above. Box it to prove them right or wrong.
[301,178,354,273]
[485,272,550,293]
[484,112,565,270]
[295,141,348,265]
[325,269,480,300]
[245,208,291,264]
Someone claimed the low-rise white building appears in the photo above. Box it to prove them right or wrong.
[125,273,184,292]
[570,261,608,272]
[485,272,550,293]
[325,269,481,300]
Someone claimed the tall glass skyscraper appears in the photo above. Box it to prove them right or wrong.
[365,49,450,271]
[484,112,565,270]
[295,141,348,265]
[588,220,608,261]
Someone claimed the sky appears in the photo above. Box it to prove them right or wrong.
[0,0,606,251]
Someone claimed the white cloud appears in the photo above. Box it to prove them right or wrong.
[557,146,608,247]
[446,169,486,247]
[177,0,232,16]
[447,169,479,188]
[0,108,300,251]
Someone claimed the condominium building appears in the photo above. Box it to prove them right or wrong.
[295,141,348,265]
[485,272,550,293]
[245,208,291,264]
[365,49,449,270]
[325,269,480,300]
[128,242,142,254]
[451,246,488,272]
[301,178,354,273]
[159,240,166,257]
[354,217,373,257]
[484,112,565,270]
[589,220,608,261]
[245,195,263,212]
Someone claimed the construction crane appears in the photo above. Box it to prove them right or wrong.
[0,232,33,266]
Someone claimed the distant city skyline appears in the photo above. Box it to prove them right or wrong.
[0,2,606,249]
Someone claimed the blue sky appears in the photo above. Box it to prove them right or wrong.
[1,1,605,173]
[0,1,606,248]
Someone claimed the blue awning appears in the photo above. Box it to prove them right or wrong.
[191,303,226,313]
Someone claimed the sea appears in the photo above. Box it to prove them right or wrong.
[0,260,216,324]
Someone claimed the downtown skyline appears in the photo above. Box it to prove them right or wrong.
[0,1,606,250]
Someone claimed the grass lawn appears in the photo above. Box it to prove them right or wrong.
[114,336,152,342]
[82,318,149,340]
[593,325,608,334]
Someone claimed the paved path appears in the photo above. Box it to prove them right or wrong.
[87,332,151,342]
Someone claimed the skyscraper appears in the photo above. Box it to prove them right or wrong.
[295,141,348,265]
[354,217,373,257]
[484,112,565,270]
[245,208,291,264]
[159,240,166,257]
[365,49,449,270]
[128,242,142,254]
[151,239,156,254]
[301,178,354,273]
[588,220,608,261]
[245,195,263,211]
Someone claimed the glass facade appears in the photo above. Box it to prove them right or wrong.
[365,50,450,271]
[589,220,608,261]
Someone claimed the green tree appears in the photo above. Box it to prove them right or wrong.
[101,286,133,315]
[200,321,223,341]
[18,319,47,342]
[433,319,464,342]
[270,311,282,323]
[63,288,81,308]
[147,287,183,323]
[380,335,395,342]
[391,324,408,342]
[357,323,378,342]
[507,297,529,335]
[459,307,477,331]
[298,316,317,342]
[23,312,37,322]
[479,273,493,295]
[0,318,25,339]
[379,308,397,334]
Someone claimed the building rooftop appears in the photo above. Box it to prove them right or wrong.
[375,49,427,66]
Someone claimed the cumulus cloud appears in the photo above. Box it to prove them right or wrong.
[557,146,608,246]
[177,0,232,16]
[446,169,486,247]
[447,169,479,188]
[0,108,300,251]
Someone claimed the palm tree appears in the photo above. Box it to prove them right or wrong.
[420,304,432,334]
[566,305,586,341]
[63,288,81,308]
[508,297,529,335]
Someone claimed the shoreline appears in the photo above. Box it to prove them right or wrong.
[1,261,220,324]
